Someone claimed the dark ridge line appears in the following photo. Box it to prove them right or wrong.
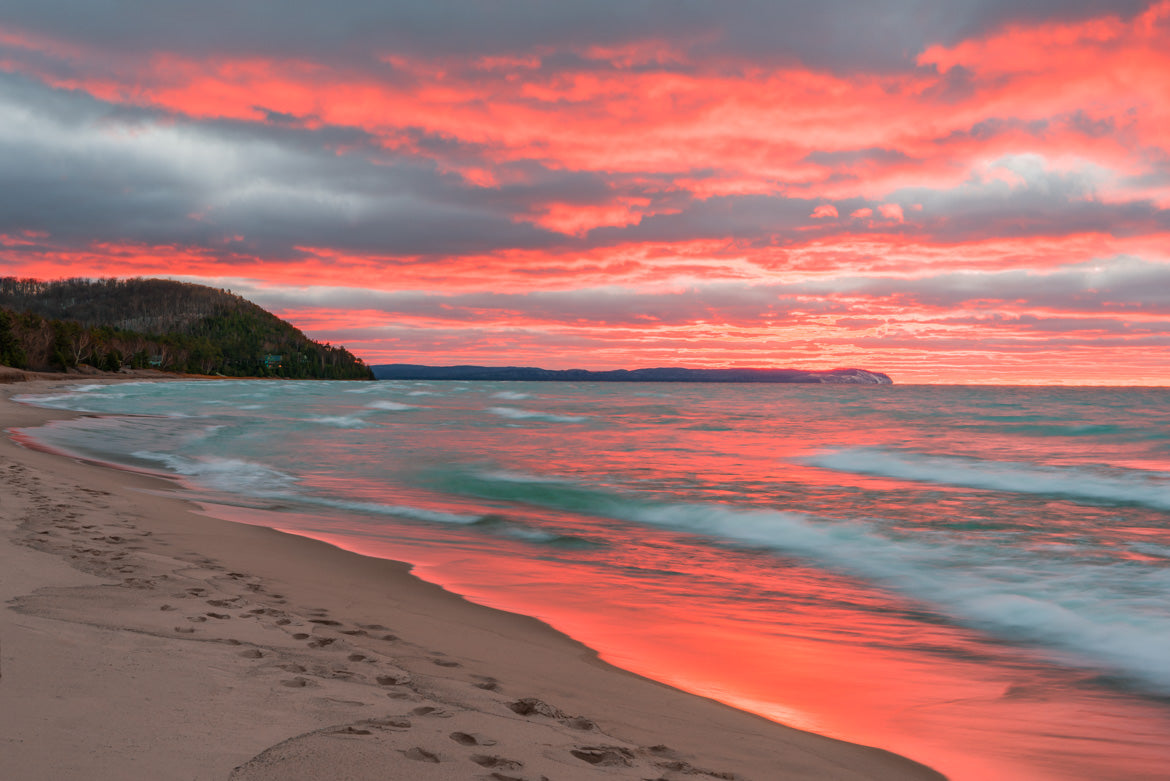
[371,364,893,385]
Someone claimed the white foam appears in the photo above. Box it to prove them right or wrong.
[13,393,84,408]
[491,391,531,400]
[132,451,298,497]
[308,415,369,428]
[365,400,416,411]
[14,389,127,410]
[807,447,1170,510]
[487,406,586,423]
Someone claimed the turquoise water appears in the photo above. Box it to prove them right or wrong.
[15,380,1170,780]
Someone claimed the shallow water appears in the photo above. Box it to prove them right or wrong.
[16,380,1170,780]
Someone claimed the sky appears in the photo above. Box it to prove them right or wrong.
[2,1,1169,384]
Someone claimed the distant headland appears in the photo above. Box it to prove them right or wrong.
[371,364,893,385]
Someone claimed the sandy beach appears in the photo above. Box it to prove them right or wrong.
[0,376,943,781]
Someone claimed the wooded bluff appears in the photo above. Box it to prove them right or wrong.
[0,277,372,379]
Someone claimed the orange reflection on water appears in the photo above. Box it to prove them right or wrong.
[261,516,1170,781]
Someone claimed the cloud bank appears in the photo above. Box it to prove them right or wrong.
[1,1,1168,383]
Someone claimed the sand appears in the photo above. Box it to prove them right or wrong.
[0,377,945,781]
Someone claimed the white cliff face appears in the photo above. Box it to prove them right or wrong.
[820,368,894,384]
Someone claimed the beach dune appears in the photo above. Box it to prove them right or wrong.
[0,379,943,780]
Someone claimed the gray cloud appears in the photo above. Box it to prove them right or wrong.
[0,72,572,257]
[4,66,1166,264]
[794,256,1170,313]
[242,281,841,327]
[230,256,1170,332]
[0,1,1153,74]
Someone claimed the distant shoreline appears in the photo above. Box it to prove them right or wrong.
[371,363,894,384]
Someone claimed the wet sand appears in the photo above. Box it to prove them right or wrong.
[0,377,944,780]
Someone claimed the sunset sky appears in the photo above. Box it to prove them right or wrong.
[2,1,1169,384]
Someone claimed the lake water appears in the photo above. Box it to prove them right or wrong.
[15,380,1170,780]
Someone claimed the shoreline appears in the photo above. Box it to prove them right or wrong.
[0,378,944,780]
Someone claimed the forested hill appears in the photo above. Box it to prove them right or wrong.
[0,277,373,379]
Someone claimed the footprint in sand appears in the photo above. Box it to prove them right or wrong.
[507,698,565,718]
[471,755,523,770]
[401,747,439,763]
[449,732,497,747]
[563,717,597,731]
[570,746,634,767]
[472,675,501,691]
[370,717,412,730]
[281,677,311,688]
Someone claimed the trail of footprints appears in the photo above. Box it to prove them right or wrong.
[2,459,742,780]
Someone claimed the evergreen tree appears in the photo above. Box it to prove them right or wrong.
[0,309,28,368]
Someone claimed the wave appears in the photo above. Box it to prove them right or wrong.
[365,400,416,411]
[470,514,602,548]
[806,447,1170,511]
[131,451,299,497]
[446,469,1170,693]
[298,496,481,525]
[491,391,531,400]
[487,406,586,423]
[15,390,128,410]
[131,450,482,526]
[308,415,369,428]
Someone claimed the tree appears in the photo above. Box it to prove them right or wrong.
[0,309,28,368]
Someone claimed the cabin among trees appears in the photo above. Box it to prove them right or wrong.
[0,277,373,380]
